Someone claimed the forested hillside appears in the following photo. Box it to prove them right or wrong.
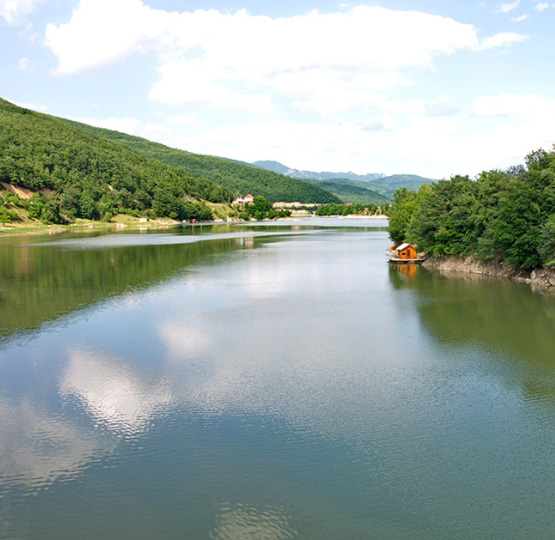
[303,178,390,204]
[388,147,555,269]
[0,98,230,222]
[367,174,435,198]
[61,120,341,204]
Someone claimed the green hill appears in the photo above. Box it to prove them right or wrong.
[0,98,231,222]
[61,120,341,204]
[367,174,435,198]
[303,177,390,204]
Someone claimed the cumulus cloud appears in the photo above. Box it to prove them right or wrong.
[44,2,526,116]
[0,0,47,23]
[534,2,550,10]
[45,0,169,73]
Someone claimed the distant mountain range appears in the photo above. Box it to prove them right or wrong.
[251,160,437,203]
[252,160,385,183]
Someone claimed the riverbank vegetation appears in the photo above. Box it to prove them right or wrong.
[315,203,390,217]
[238,196,291,221]
[388,147,555,269]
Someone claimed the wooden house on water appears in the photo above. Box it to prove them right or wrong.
[387,243,424,264]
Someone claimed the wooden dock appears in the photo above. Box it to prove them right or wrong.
[387,257,425,264]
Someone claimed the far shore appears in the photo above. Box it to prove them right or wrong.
[0,217,186,238]
[318,214,388,219]
[0,213,390,238]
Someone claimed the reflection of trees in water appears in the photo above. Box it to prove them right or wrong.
[0,234,253,341]
[389,264,555,365]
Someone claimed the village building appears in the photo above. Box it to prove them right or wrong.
[232,194,255,205]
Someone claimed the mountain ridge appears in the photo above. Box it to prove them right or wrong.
[252,160,385,182]
[251,160,437,201]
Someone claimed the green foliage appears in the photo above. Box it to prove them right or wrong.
[240,195,291,220]
[367,174,436,199]
[539,215,555,267]
[60,119,341,204]
[0,98,235,222]
[388,188,417,245]
[0,206,18,224]
[315,202,384,217]
[388,146,555,269]
[406,177,478,257]
[303,178,390,204]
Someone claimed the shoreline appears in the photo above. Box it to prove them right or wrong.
[317,214,388,219]
[423,255,555,288]
[0,218,188,238]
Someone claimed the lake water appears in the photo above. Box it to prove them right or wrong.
[1,217,554,539]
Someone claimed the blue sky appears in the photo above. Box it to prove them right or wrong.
[1,0,554,178]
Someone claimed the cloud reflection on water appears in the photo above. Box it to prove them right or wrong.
[0,394,113,493]
[59,348,173,436]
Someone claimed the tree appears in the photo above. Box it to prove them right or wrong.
[539,215,555,266]
[388,188,417,244]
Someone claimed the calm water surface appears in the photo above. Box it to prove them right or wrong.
[1,218,554,539]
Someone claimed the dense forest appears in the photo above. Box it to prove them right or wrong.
[388,147,555,269]
[0,99,230,222]
[303,178,390,204]
[61,119,341,204]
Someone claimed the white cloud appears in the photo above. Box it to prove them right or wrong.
[18,56,33,71]
[70,115,142,134]
[0,0,47,23]
[12,99,48,111]
[475,32,528,50]
[45,0,169,74]
[472,93,555,117]
[423,97,460,117]
[44,3,525,117]
[534,2,550,10]
[159,91,555,179]
[68,115,173,142]
[497,1,521,13]
[511,13,529,22]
